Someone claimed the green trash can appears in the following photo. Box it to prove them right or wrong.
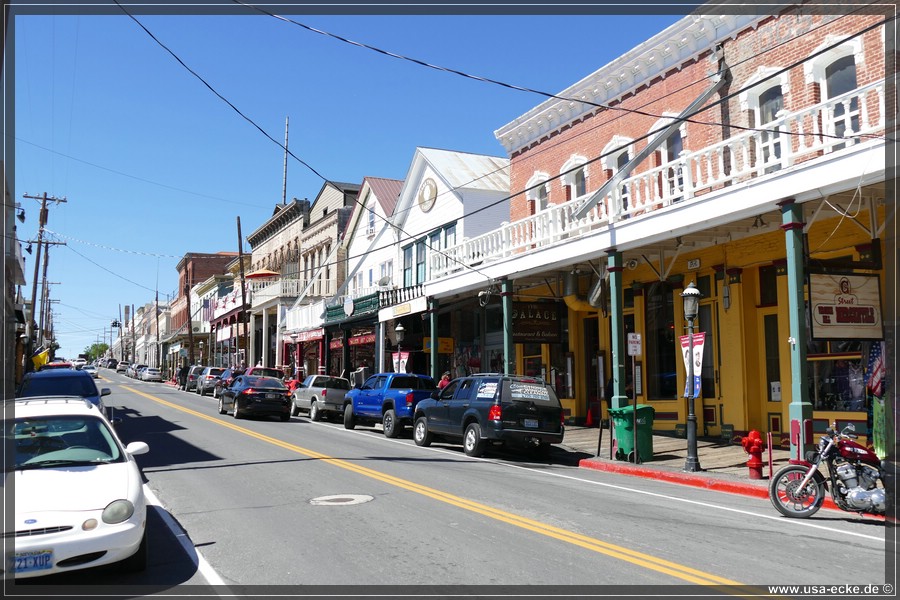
[609,404,655,463]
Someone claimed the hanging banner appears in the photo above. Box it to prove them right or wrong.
[680,332,705,398]
[392,351,409,373]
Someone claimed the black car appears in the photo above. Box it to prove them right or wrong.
[218,375,291,421]
[16,369,112,412]
[213,367,245,398]
[412,374,565,457]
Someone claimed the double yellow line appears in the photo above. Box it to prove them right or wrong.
[124,386,745,588]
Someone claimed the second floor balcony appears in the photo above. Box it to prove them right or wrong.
[249,277,336,306]
[431,79,885,280]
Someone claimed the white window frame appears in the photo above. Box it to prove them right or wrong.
[559,154,589,200]
[525,171,550,211]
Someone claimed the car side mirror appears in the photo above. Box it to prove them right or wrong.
[430,390,440,399]
[101,388,111,397]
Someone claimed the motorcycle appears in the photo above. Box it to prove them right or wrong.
[769,422,886,518]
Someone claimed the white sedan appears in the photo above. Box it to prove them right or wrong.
[9,396,150,578]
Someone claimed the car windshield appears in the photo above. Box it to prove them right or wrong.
[321,377,350,389]
[251,368,283,378]
[390,376,434,389]
[9,415,123,470]
[18,375,99,398]
[245,376,286,389]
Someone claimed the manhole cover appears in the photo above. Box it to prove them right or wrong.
[309,494,374,506]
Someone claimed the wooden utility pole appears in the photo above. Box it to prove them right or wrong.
[23,193,66,368]
[237,217,249,367]
[185,282,195,365]
[131,304,136,363]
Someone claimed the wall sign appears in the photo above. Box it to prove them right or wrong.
[809,273,883,340]
[511,301,561,343]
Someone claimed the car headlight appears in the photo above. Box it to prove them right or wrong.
[102,499,135,524]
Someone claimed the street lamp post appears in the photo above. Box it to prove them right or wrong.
[290,333,299,377]
[395,323,405,373]
[681,281,703,472]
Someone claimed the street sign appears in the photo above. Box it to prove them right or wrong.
[627,333,641,356]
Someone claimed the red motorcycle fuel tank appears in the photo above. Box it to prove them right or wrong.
[837,437,881,465]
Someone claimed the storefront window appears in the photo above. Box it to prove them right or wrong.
[645,281,677,399]
[807,339,864,411]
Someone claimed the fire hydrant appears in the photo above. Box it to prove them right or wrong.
[741,430,765,480]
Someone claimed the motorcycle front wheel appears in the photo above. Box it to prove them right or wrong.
[769,465,826,518]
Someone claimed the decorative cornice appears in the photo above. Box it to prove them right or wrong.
[493,13,765,154]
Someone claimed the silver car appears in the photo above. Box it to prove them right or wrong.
[140,367,163,382]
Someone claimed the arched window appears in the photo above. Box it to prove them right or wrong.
[805,38,862,151]
[740,68,789,173]
[601,136,633,212]
[560,155,589,201]
[525,171,550,212]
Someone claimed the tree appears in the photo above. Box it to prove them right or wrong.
[84,342,109,361]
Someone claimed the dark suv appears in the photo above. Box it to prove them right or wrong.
[412,374,564,457]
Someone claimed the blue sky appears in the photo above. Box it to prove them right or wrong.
[10,4,688,357]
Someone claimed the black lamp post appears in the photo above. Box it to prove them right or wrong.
[395,322,405,373]
[681,281,703,472]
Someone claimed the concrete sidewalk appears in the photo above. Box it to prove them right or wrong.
[561,424,798,501]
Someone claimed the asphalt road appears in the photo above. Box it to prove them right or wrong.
[12,369,889,596]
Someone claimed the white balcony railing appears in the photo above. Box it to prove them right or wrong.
[249,278,336,305]
[431,79,885,279]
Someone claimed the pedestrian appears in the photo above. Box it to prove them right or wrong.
[178,363,189,390]
[438,371,451,389]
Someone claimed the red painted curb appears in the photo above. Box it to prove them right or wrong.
[578,458,845,512]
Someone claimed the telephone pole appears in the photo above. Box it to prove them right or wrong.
[23,193,66,368]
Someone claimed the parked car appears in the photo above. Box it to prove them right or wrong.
[128,364,147,379]
[244,366,285,379]
[196,367,225,396]
[140,367,163,382]
[342,373,437,438]
[39,361,73,371]
[16,369,112,412]
[290,375,351,421]
[412,374,565,457]
[217,375,291,421]
[115,361,131,374]
[9,396,150,578]
[184,365,205,392]
[81,364,99,379]
[212,367,245,398]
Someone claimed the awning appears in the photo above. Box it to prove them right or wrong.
[246,268,280,279]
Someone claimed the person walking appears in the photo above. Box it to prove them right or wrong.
[178,363,189,390]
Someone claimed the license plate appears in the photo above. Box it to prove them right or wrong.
[266,393,280,399]
[12,550,53,574]
[524,418,539,428]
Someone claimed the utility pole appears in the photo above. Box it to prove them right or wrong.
[24,193,67,365]
[119,305,124,362]
[237,217,249,368]
[131,304,136,364]
[185,282,195,365]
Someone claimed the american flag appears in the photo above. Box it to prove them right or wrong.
[866,341,885,398]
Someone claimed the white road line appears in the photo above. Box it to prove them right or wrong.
[142,485,229,589]
[327,421,885,543]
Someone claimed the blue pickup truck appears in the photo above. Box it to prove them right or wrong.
[342,373,437,438]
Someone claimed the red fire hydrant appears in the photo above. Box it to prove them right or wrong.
[741,430,765,480]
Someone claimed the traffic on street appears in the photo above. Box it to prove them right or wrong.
[11,365,887,595]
